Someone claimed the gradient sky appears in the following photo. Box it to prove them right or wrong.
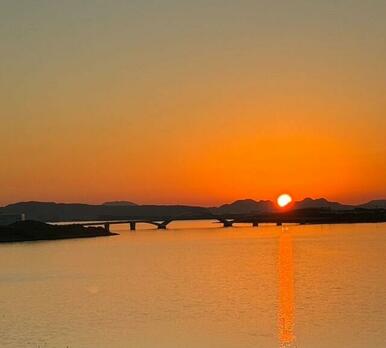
[1,0,385,206]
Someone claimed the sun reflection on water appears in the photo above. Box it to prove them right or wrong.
[278,231,296,347]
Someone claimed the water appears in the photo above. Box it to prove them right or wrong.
[0,221,385,348]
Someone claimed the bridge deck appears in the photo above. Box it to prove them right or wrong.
[55,210,385,231]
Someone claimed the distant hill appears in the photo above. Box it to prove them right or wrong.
[359,200,386,209]
[0,202,210,222]
[294,197,353,210]
[102,201,137,206]
[211,199,275,215]
[210,197,354,215]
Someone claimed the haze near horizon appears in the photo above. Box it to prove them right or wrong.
[1,1,385,206]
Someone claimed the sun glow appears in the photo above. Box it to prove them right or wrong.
[277,194,292,208]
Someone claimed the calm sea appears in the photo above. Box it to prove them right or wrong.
[0,221,385,347]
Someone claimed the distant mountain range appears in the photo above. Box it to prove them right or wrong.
[102,201,137,206]
[210,199,275,214]
[210,197,355,215]
[0,202,209,222]
[0,198,384,222]
[358,200,386,209]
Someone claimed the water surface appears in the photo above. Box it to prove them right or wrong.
[0,222,385,347]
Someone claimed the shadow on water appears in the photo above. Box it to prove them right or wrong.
[278,230,296,348]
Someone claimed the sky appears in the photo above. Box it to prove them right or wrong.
[1,0,385,206]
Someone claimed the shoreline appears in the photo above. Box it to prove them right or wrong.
[0,221,116,244]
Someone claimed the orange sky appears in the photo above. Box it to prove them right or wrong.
[1,1,385,206]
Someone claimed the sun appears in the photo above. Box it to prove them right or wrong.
[277,194,292,208]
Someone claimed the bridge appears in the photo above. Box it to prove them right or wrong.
[68,208,386,232]
[75,217,253,232]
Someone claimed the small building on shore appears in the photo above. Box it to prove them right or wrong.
[0,213,25,226]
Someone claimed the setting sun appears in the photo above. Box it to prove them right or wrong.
[277,194,293,208]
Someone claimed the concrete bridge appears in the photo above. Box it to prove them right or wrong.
[65,208,385,232]
[78,219,173,232]
[75,216,285,232]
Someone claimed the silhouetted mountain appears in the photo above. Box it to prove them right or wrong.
[294,197,353,210]
[359,200,386,209]
[102,201,137,206]
[210,197,353,215]
[0,197,384,222]
[211,199,275,214]
[0,202,210,222]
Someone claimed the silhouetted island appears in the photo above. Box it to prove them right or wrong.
[0,220,116,243]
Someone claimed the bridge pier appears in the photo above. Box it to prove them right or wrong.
[155,220,172,229]
[219,219,234,227]
[276,222,282,226]
[129,222,136,231]
[104,223,110,233]
[252,221,259,227]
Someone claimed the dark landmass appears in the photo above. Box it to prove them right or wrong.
[0,221,116,243]
[102,201,137,206]
[0,198,385,223]
[211,199,275,214]
[0,202,208,222]
[210,197,354,214]
[294,197,353,210]
[359,200,386,209]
